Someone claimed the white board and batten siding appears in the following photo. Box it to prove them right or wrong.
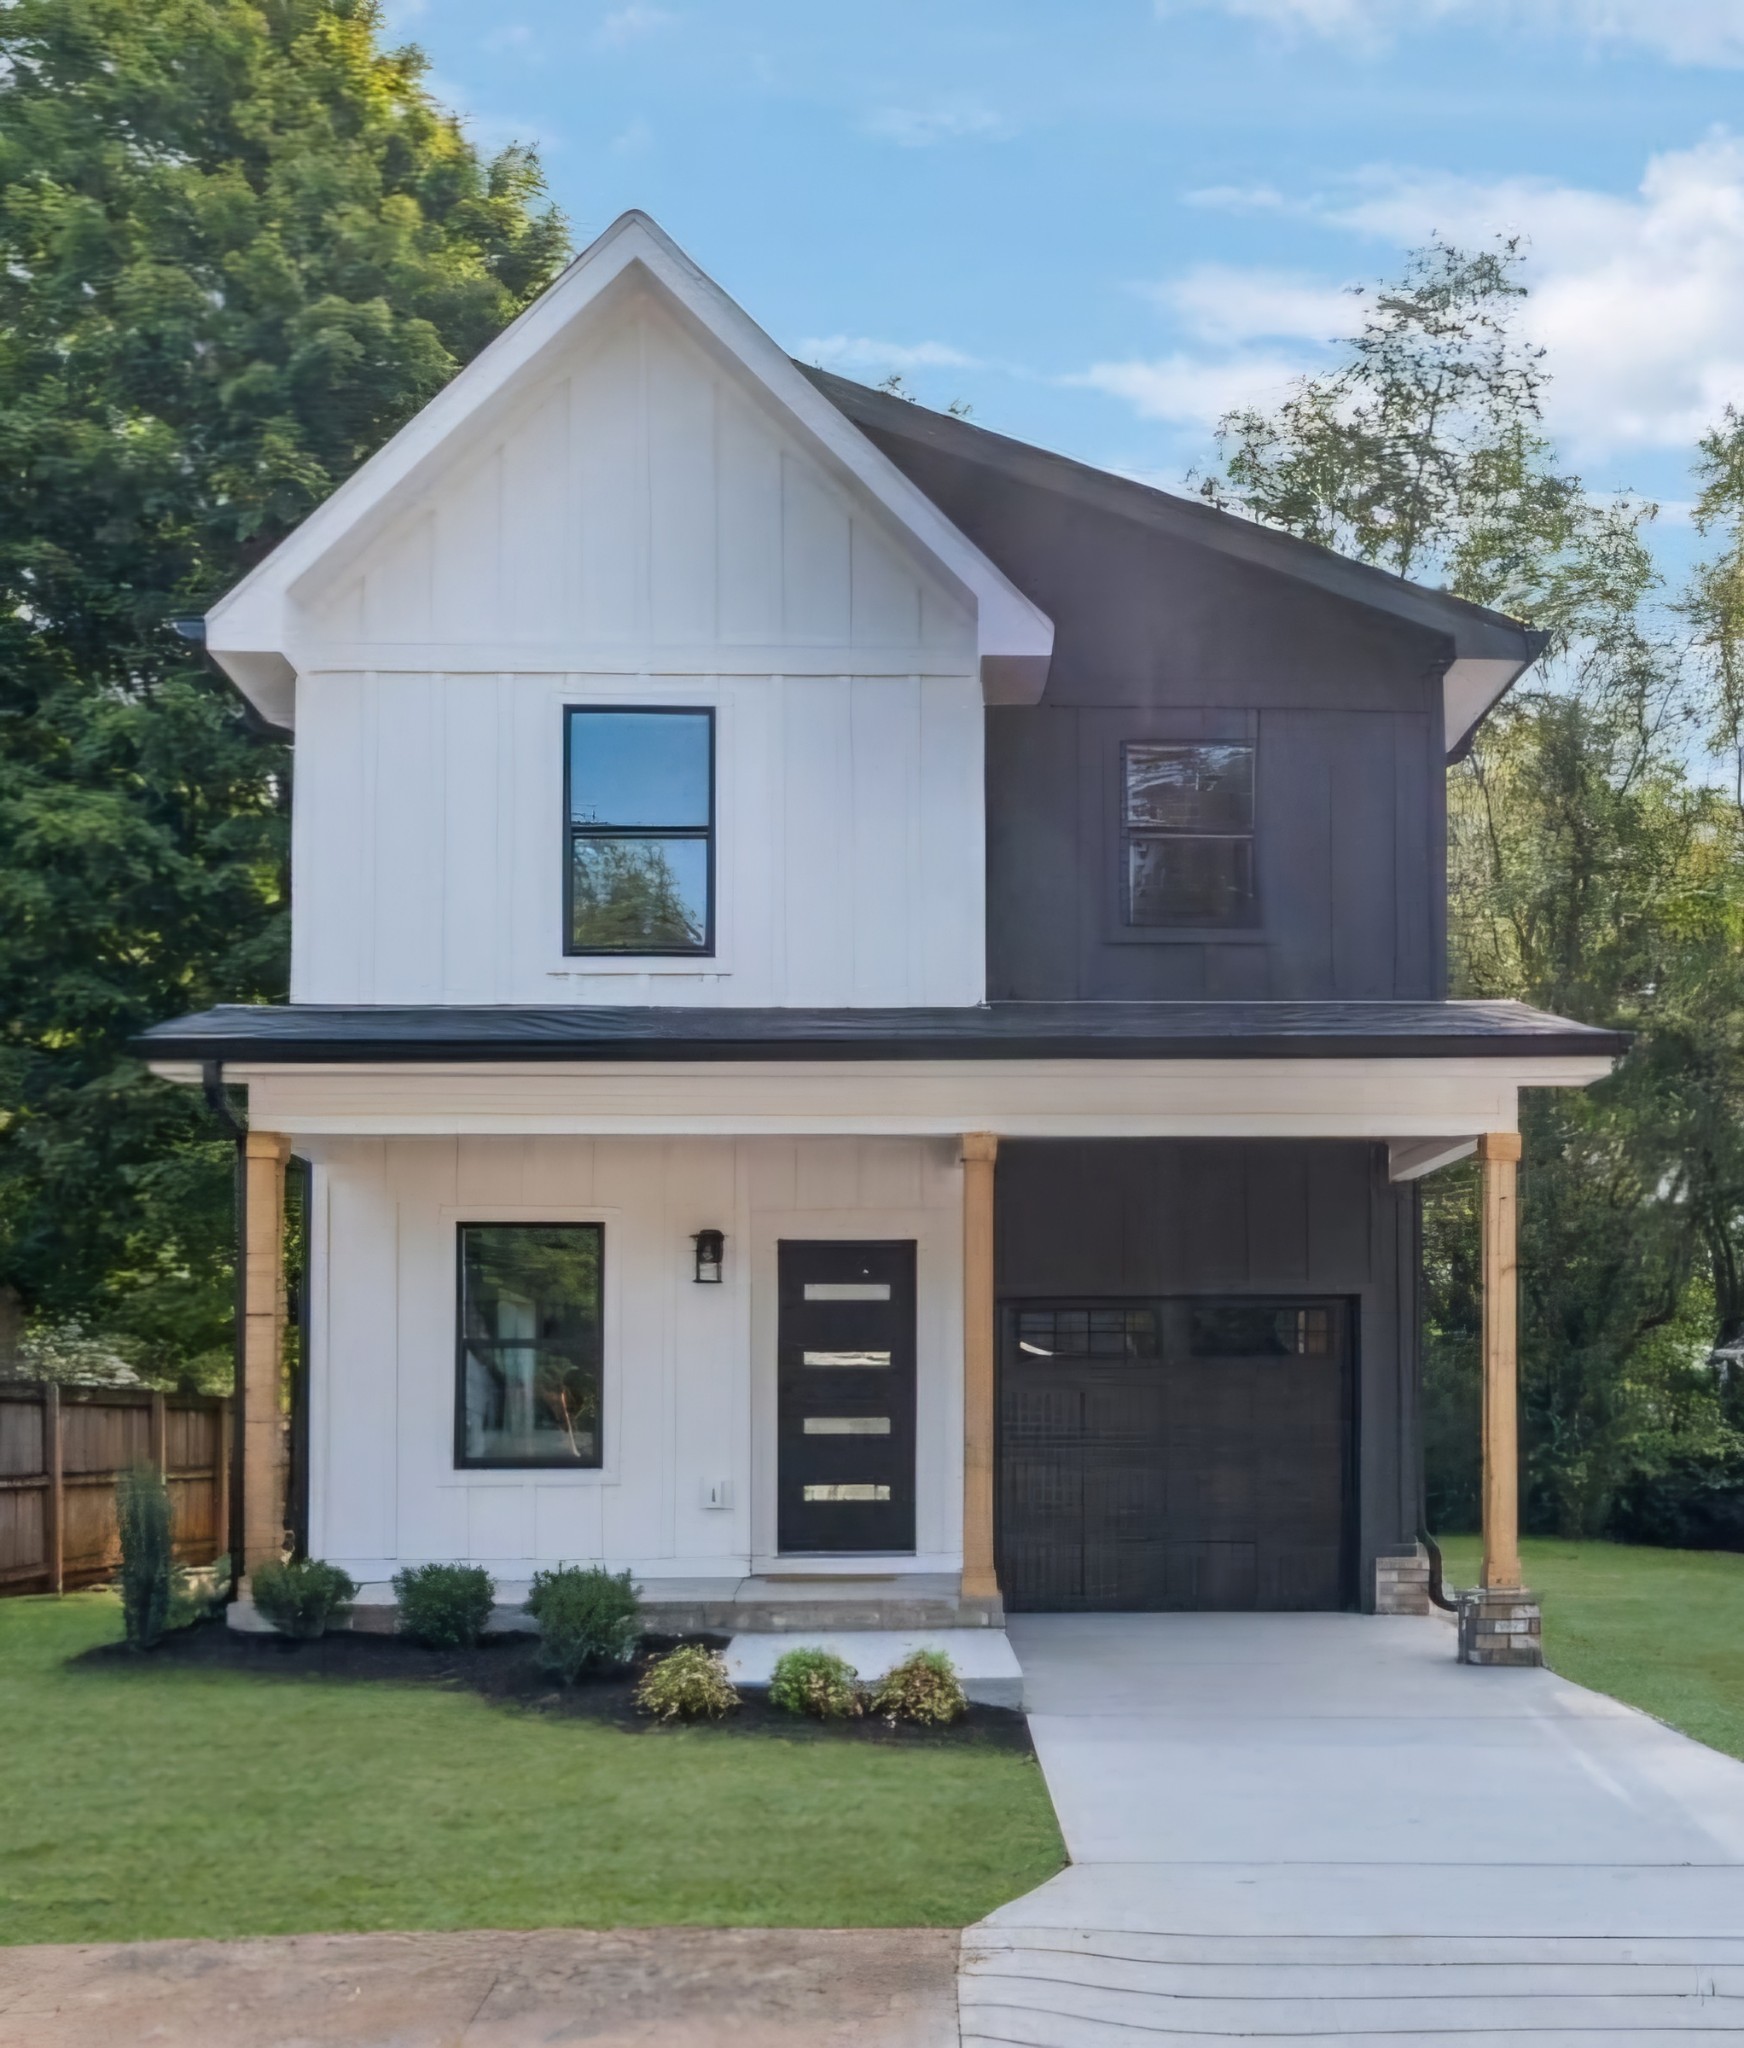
[286,283,985,1009]
[307,1134,965,1583]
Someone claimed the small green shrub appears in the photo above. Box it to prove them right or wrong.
[769,1645,863,1719]
[393,1562,496,1648]
[116,1464,174,1652]
[635,1645,739,1721]
[868,1648,967,1726]
[525,1564,639,1682]
[251,1557,358,1639]
[169,1553,232,1631]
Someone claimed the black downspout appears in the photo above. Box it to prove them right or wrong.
[200,1061,247,1583]
[1410,1178,1460,1614]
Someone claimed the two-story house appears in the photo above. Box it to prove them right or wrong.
[141,213,1623,1670]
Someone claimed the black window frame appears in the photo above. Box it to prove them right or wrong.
[453,1220,606,1471]
[1119,737,1259,932]
[562,704,716,957]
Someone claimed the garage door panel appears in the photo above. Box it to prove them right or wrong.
[1162,1540,1258,1610]
[1084,1542,1170,1610]
[999,1296,1351,1612]
[1262,1543,1345,1610]
[1005,1538,1083,1609]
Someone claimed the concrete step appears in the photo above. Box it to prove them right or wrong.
[960,1930,1744,2041]
[725,1628,1024,1708]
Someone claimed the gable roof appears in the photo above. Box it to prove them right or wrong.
[801,366,1546,758]
[203,212,1054,729]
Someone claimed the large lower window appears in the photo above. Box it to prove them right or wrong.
[456,1224,603,1468]
[1122,740,1256,926]
[566,706,714,954]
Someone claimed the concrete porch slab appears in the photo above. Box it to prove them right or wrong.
[724,1628,1025,1708]
[228,1571,1005,1636]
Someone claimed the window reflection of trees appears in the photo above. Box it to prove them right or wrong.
[460,1225,603,1466]
[570,838,705,950]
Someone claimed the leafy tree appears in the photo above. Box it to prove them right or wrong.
[0,0,568,1383]
[1198,241,1659,654]
[1203,237,1744,1538]
[571,841,707,951]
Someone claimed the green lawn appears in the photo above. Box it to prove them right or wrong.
[0,1596,1063,1944]
[1438,1535,1744,1761]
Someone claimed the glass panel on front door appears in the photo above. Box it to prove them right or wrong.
[777,1241,916,1554]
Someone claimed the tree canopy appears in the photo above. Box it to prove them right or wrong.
[1203,237,1744,1544]
[0,0,568,1382]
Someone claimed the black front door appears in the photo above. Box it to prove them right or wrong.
[777,1240,916,1554]
[998,1297,1353,1611]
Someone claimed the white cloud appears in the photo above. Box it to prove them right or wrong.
[1182,182,1298,216]
[1165,0,1744,65]
[596,2,674,49]
[862,97,1008,148]
[1147,264,1356,345]
[1089,136,1744,461]
[800,335,984,375]
[1320,137,1744,455]
[423,72,564,157]
[1071,352,1312,433]
[609,117,655,156]
[1070,268,1352,436]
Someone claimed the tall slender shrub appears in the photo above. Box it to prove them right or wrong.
[116,1463,173,1651]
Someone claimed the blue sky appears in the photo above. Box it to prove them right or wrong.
[389,1,1744,552]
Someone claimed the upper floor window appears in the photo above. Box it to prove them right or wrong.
[1122,740,1256,927]
[566,707,714,954]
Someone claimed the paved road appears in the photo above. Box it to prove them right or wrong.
[964,1612,1744,2042]
[0,1927,960,2046]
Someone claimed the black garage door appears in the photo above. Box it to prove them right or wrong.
[997,1298,1353,1611]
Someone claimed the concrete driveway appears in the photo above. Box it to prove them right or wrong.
[964,1612,1744,2041]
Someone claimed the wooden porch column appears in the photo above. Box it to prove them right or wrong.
[241,1131,291,1580]
[961,1133,1000,1607]
[1478,1131,1523,1592]
[1459,1129,1541,1664]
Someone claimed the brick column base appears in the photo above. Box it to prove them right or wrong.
[1374,1545,1430,1615]
[1457,1587,1543,1666]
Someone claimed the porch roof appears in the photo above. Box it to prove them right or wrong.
[136,998,1626,1066]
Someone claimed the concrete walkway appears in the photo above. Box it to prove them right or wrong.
[964,1612,1744,2042]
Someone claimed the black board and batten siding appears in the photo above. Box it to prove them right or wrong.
[846,408,1452,1004]
[994,1141,1421,1613]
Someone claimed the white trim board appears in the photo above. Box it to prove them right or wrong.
[205,212,1052,727]
[161,1055,1616,1140]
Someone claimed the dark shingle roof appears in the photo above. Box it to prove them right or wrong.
[137,1000,1626,1065]
[800,364,1545,680]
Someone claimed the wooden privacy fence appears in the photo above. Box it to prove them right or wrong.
[0,1383,229,1595]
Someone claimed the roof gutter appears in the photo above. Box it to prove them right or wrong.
[169,614,293,741]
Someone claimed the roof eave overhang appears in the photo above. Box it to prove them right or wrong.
[203,214,1053,729]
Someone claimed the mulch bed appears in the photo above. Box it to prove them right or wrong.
[76,1622,1035,1751]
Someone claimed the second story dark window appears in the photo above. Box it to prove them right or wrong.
[566,707,714,954]
[1122,740,1256,927]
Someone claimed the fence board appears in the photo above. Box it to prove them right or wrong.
[0,1384,227,1592]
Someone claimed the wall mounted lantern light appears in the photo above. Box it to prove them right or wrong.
[692,1229,726,1284]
